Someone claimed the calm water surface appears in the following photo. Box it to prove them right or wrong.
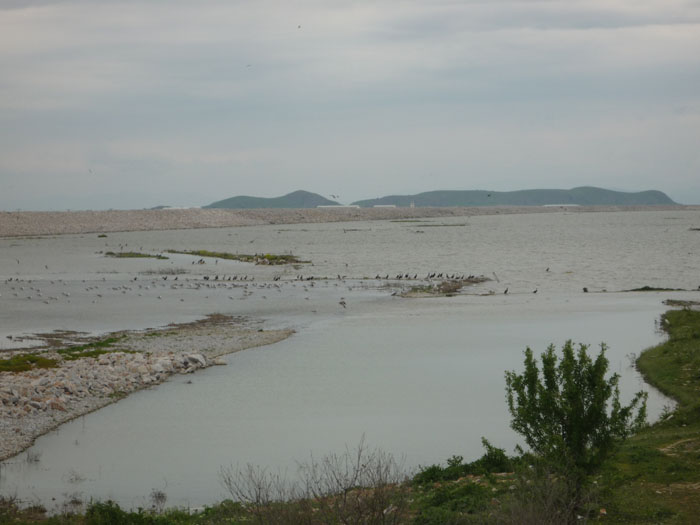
[1,209,699,510]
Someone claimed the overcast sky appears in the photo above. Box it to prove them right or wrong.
[1,1,699,210]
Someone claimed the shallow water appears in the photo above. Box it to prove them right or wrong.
[1,209,699,510]
[1,209,699,343]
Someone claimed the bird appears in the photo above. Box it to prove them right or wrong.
[339,300,347,308]
[504,288,508,295]
[532,289,538,294]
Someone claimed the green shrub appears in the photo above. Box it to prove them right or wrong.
[414,440,515,485]
[0,353,58,372]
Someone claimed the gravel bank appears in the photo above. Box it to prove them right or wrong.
[0,315,293,461]
[2,205,695,237]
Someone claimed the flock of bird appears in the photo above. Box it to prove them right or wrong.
[2,236,562,342]
[2,262,544,315]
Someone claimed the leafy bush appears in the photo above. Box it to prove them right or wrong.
[414,439,515,485]
[505,340,647,478]
[504,340,647,521]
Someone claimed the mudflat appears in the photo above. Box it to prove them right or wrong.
[2,205,694,237]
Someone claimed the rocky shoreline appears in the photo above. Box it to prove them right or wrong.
[2,205,696,237]
[0,315,293,461]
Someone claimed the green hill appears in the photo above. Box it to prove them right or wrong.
[351,187,676,207]
[204,190,340,209]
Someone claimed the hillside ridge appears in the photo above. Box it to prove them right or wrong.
[204,190,339,209]
[351,186,676,207]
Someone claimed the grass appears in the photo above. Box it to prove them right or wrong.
[1,335,132,373]
[56,336,129,361]
[598,308,700,523]
[166,249,309,265]
[104,251,168,260]
[0,353,58,372]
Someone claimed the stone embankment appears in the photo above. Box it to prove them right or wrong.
[0,315,293,461]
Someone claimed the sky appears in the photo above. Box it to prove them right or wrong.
[1,0,699,210]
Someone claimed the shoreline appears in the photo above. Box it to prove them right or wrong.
[1,205,697,237]
[0,315,294,461]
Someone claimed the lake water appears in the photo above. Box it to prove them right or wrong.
[1,209,699,510]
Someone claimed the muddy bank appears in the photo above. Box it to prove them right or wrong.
[0,315,293,461]
[2,205,695,237]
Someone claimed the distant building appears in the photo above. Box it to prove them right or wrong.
[317,205,361,209]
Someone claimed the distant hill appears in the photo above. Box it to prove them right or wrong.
[352,187,676,207]
[204,190,340,209]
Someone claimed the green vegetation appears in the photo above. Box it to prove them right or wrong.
[104,252,168,260]
[504,341,647,522]
[57,336,129,361]
[0,335,133,373]
[414,440,515,485]
[597,309,700,523]
[506,341,647,478]
[0,353,57,372]
[166,249,308,265]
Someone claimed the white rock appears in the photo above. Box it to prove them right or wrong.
[186,354,207,367]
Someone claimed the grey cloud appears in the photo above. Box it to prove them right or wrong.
[1,1,699,210]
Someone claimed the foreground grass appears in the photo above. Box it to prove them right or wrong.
[599,308,700,523]
[3,309,699,524]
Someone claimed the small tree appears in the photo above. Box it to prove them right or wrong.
[505,341,647,478]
